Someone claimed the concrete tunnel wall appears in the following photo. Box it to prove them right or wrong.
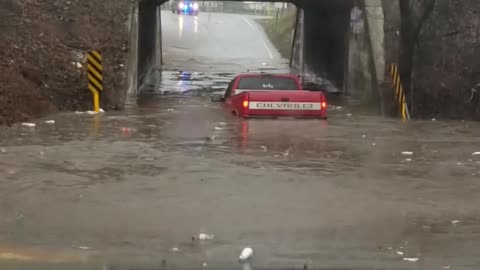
[302,1,353,89]
[136,0,163,91]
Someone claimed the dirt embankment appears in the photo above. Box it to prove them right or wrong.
[0,0,129,126]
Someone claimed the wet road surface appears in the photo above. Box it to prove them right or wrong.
[161,11,284,72]
[1,11,480,270]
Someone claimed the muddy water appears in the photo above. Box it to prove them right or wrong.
[1,10,480,270]
[1,73,480,269]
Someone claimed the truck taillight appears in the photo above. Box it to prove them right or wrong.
[321,101,327,109]
[242,94,250,109]
[241,94,250,117]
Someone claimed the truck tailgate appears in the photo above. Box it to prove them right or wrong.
[245,90,327,118]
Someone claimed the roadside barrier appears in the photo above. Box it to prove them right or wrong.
[87,51,103,112]
[389,64,410,120]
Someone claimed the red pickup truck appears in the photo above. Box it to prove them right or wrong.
[212,73,327,119]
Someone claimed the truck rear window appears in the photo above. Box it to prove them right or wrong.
[237,77,299,90]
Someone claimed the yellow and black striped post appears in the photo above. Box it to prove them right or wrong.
[389,64,410,121]
[87,51,103,112]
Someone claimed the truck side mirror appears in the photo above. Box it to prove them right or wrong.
[211,95,225,102]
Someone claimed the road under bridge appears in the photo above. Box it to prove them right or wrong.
[128,0,385,105]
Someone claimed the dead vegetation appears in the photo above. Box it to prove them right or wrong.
[388,0,480,119]
[0,0,129,125]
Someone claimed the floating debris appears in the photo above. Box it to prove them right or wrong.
[76,246,90,250]
[401,151,414,156]
[214,127,224,131]
[239,247,253,261]
[205,135,216,142]
[405,158,412,162]
[403,257,419,262]
[169,247,180,252]
[396,250,404,255]
[451,220,461,225]
[120,128,134,137]
[422,225,432,231]
[472,152,480,156]
[44,120,55,124]
[260,146,268,152]
[83,109,105,115]
[197,233,215,240]
[202,262,208,268]
[0,147,6,153]
[16,212,24,224]
[21,123,36,127]
[167,108,175,111]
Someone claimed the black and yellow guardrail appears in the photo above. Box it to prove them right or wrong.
[389,64,410,121]
[86,51,103,112]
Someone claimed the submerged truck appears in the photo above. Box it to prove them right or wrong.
[212,73,328,119]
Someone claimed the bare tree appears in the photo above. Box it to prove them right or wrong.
[399,0,436,96]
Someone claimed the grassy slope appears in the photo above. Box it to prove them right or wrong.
[257,10,296,60]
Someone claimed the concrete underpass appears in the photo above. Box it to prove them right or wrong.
[3,1,480,269]
[130,0,384,106]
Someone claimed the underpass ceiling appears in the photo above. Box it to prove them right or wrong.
[144,0,354,9]
[152,0,300,4]
[144,0,350,7]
